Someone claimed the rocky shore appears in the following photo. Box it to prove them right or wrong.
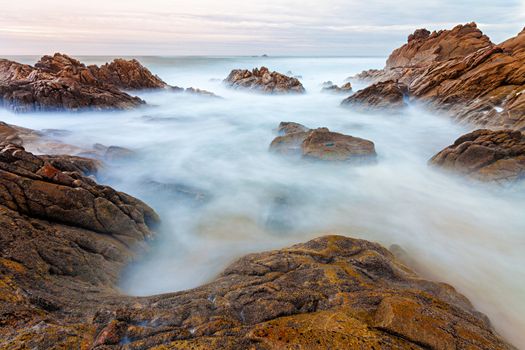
[346,22,525,182]
[0,53,217,112]
[0,23,523,349]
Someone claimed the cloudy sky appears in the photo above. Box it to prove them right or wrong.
[1,0,524,56]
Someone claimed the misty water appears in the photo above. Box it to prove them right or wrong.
[3,56,525,346]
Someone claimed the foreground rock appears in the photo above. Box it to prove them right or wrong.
[270,122,376,162]
[225,67,305,94]
[351,23,525,130]
[342,80,408,111]
[430,129,525,182]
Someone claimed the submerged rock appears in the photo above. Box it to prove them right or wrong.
[430,129,525,182]
[342,80,408,111]
[224,67,305,94]
[270,122,376,162]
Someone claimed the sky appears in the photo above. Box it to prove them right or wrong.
[1,0,524,56]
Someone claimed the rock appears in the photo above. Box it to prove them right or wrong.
[224,67,305,94]
[276,121,310,135]
[350,23,525,131]
[183,87,220,98]
[322,82,352,93]
[6,235,510,349]
[430,129,525,182]
[386,22,492,69]
[0,141,514,348]
[342,80,408,111]
[302,128,376,161]
[88,58,167,89]
[270,123,376,162]
[0,54,144,112]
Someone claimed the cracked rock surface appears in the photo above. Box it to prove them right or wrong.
[430,129,525,182]
[0,143,514,349]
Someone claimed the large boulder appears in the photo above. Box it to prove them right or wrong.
[270,122,376,162]
[224,67,305,94]
[342,80,408,111]
[430,129,525,182]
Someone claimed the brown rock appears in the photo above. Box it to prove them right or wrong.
[350,23,525,131]
[342,80,408,111]
[224,67,305,94]
[270,123,376,162]
[430,129,525,182]
[0,54,144,112]
[322,82,352,93]
[88,58,167,89]
[302,128,376,161]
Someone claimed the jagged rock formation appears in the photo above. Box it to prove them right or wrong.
[88,58,168,90]
[351,23,525,131]
[342,80,408,111]
[225,67,305,94]
[322,82,352,93]
[0,54,145,111]
[270,122,376,161]
[430,129,525,182]
[0,53,218,112]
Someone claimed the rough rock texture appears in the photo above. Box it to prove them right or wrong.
[0,143,159,348]
[430,129,525,182]
[0,54,145,111]
[352,23,525,131]
[225,67,305,94]
[322,82,352,93]
[270,122,376,162]
[342,80,408,111]
[3,233,514,349]
[0,143,514,348]
[88,58,168,90]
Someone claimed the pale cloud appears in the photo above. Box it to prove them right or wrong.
[0,0,523,55]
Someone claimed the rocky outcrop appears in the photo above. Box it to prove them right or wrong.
[270,122,376,162]
[88,58,167,90]
[0,54,145,112]
[342,80,408,111]
[430,129,525,182]
[225,67,305,94]
[0,140,514,348]
[351,23,525,131]
[322,82,352,93]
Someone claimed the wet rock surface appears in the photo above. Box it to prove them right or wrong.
[0,141,514,348]
[225,67,305,94]
[0,54,145,111]
[342,80,408,111]
[430,129,525,182]
[271,122,376,162]
[350,23,525,131]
